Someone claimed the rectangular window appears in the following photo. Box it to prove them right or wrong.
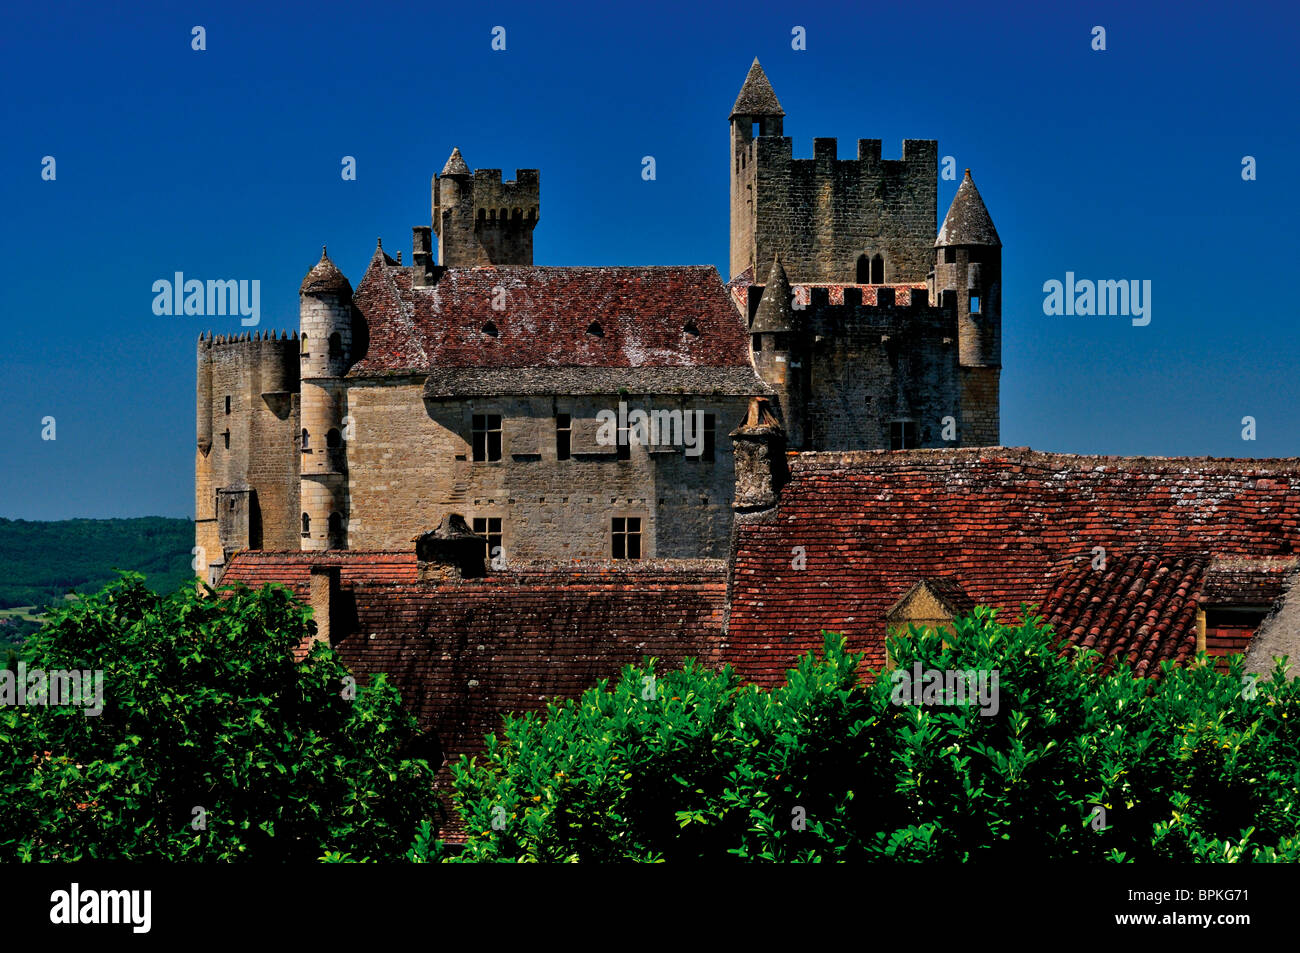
[556,413,571,461]
[616,420,630,460]
[472,413,502,462]
[224,395,231,415]
[472,516,503,564]
[222,430,230,449]
[890,420,918,451]
[751,334,763,352]
[944,248,956,264]
[970,294,981,314]
[611,516,642,560]
[687,413,717,463]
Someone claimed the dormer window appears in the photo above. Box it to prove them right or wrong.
[586,320,604,338]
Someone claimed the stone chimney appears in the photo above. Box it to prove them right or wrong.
[308,564,340,648]
[730,397,789,512]
[415,513,488,582]
[412,226,436,288]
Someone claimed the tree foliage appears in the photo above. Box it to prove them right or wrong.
[0,574,441,861]
[446,608,1300,862]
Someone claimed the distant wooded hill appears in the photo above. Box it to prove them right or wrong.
[0,517,194,646]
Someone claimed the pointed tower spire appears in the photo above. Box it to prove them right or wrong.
[936,170,1001,248]
[441,146,470,177]
[730,58,785,119]
[751,255,794,332]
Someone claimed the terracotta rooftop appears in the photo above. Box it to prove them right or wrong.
[349,262,757,378]
[1041,552,1204,678]
[725,447,1300,683]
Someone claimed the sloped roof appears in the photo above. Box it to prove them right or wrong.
[220,550,418,597]
[726,448,1300,683]
[1200,555,1298,605]
[1040,552,1205,678]
[730,58,784,119]
[936,170,1000,247]
[349,262,758,378]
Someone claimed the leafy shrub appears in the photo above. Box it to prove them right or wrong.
[0,574,441,861]
[445,608,1300,862]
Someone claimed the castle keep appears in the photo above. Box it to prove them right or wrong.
[195,60,1005,581]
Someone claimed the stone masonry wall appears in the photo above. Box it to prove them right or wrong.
[749,138,937,285]
[342,381,748,559]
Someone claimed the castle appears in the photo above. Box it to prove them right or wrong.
[201,61,1300,782]
[194,60,1002,583]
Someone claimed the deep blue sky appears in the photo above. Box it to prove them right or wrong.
[2,0,1296,519]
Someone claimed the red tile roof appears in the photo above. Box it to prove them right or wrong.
[725,448,1300,684]
[219,554,727,759]
[335,566,727,757]
[219,550,417,599]
[1041,552,1205,678]
[349,261,754,376]
[1200,556,1298,606]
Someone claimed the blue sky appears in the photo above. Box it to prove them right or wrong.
[2,0,1296,519]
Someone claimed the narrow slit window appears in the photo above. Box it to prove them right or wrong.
[970,294,982,315]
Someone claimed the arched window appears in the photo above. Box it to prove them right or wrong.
[301,428,310,450]
[326,428,342,449]
[586,320,604,338]
[301,513,311,536]
[300,333,309,356]
[327,512,342,546]
[481,320,498,338]
[328,332,342,358]
[856,254,870,283]
[871,254,884,283]
[683,319,700,337]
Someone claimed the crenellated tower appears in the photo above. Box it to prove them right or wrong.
[298,246,353,551]
[432,147,539,267]
[195,330,300,583]
[728,59,937,285]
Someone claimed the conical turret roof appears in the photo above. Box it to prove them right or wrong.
[441,147,470,177]
[299,246,353,296]
[751,256,794,332]
[936,170,1000,247]
[730,58,785,119]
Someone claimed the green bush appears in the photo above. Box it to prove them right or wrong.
[0,574,441,861]
[445,608,1300,862]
